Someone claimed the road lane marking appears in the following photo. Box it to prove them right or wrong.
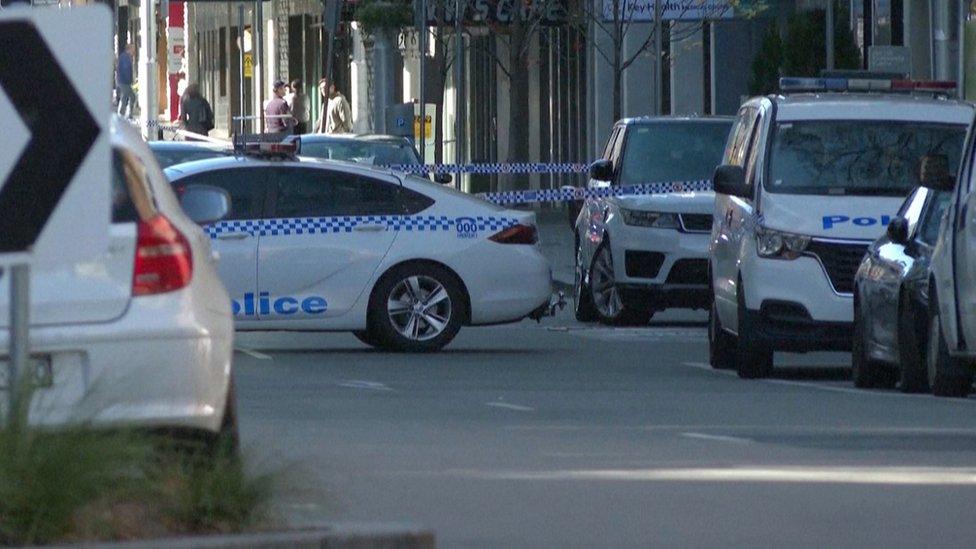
[683,361,976,403]
[440,466,976,485]
[235,347,273,360]
[486,402,535,412]
[681,432,753,444]
[337,380,393,391]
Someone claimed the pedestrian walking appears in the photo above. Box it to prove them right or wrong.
[116,44,136,119]
[285,79,310,135]
[179,84,214,139]
[315,79,353,134]
[265,80,296,134]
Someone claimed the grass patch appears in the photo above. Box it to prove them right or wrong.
[0,428,272,545]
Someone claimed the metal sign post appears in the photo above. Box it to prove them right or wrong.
[454,0,463,189]
[7,264,28,429]
[417,0,426,161]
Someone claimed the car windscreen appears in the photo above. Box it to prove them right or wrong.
[766,120,967,196]
[618,121,732,185]
[152,148,228,169]
[301,141,420,166]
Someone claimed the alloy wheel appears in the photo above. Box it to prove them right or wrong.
[590,246,622,318]
[387,275,453,341]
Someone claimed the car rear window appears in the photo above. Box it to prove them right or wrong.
[112,149,157,223]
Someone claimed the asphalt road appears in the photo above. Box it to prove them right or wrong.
[233,306,976,548]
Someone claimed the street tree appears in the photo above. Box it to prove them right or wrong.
[571,0,770,121]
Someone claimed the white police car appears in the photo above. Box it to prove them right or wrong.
[164,143,554,352]
[709,77,973,378]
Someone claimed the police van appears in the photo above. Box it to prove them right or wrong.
[164,139,557,352]
[708,76,973,378]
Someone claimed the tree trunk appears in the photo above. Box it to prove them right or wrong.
[612,48,622,122]
[506,20,531,172]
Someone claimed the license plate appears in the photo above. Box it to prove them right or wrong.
[0,357,53,390]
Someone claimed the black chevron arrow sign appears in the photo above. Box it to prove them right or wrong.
[0,20,101,254]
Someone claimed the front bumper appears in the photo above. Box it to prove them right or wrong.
[617,283,712,311]
[610,221,711,286]
[745,300,853,352]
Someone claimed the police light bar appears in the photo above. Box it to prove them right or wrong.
[778,76,956,94]
[233,134,301,158]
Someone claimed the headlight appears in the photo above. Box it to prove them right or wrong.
[756,228,811,259]
[620,209,680,229]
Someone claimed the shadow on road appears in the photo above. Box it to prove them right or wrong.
[772,366,851,381]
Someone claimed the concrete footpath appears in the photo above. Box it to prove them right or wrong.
[77,524,434,548]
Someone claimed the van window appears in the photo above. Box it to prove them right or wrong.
[767,121,966,196]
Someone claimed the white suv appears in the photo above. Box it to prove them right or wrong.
[574,117,732,325]
[709,85,972,378]
[918,119,976,397]
[0,118,236,440]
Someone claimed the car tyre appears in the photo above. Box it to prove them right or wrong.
[897,292,929,393]
[927,298,973,398]
[852,299,897,389]
[589,242,652,326]
[369,263,465,352]
[573,238,599,322]
[735,279,773,379]
[708,299,737,370]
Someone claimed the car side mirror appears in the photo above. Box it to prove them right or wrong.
[589,159,613,182]
[919,154,955,192]
[887,216,910,245]
[181,184,230,225]
[712,164,749,198]
[434,173,453,185]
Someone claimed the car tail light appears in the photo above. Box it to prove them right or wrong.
[133,214,193,296]
[489,224,538,245]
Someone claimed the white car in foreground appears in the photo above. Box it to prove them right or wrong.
[165,146,555,352]
[0,118,235,440]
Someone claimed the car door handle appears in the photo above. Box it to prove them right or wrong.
[216,232,250,241]
[354,224,387,233]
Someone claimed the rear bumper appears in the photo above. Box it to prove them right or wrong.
[0,288,233,433]
[746,300,853,352]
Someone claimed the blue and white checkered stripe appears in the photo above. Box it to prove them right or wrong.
[204,215,520,239]
[387,162,589,175]
[476,179,713,206]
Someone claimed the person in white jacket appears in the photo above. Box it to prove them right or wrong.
[315,78,353,134]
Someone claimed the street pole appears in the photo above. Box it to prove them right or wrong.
[653,0,662,116]
[138,0,157,139]
[7,264,29,431]
[238,5,246,134]
[418,0,427,163]
[826,0,835,70]
[256,0,265,133]
[454,0,463,189]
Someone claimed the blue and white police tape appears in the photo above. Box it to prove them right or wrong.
[473,179,713,206]
[388,162,589,175]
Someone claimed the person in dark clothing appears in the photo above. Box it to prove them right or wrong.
[285,79,309,135]
[179,84,215,139]
[116,44,136,119]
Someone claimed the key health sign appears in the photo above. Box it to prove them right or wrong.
[0,6,110,267]
[602,0,735,21]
